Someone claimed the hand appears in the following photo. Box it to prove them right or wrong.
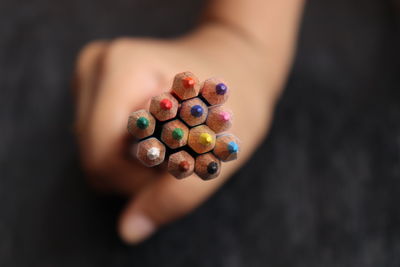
[74,23,291,244]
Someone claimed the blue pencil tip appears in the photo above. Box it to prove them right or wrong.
[227,141,238,153]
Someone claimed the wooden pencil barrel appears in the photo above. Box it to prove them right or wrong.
[127,109,156,139]
[179,97,208,127]
[188,125,216,154]
[171,71,200,101]
[149,92,179,121]
[213,134,239,162]
[200,78,229,106]
[135,137,166,167]
[161,119,189,149]
[206,106,232,133]
[167,150,195,179]
[195,153,221,180]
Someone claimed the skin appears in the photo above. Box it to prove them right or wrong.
[74,0,305,244]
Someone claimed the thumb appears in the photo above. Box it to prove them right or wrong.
[118,172,228,244]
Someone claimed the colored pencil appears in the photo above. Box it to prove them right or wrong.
[149,92,179,121]
[213,134,239,162]
[200,78,229,106]
[206,106,232,133]
[127,109,156,139]
[160,119,189,149]
[134,137,166,167]
[167,150,195,179]
[126,71,239,180]
[194,153,221,180]
[188,125,216,154]
[171,71,201,101]
[179,97,208,127]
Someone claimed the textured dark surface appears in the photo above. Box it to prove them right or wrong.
[1,0,400,266]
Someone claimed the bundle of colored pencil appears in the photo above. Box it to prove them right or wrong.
[127,72,239,180]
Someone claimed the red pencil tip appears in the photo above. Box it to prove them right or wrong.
[160,99,172,110]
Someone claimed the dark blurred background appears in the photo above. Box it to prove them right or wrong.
[1,0,399,266]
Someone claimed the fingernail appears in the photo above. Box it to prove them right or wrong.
[120,213,156,244]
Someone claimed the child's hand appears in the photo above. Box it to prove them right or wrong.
[74,23,293,244]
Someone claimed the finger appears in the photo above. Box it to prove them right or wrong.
[73,41,109,134]
[117,166,234,244]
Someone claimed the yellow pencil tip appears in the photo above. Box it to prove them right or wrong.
[199,133,212,145]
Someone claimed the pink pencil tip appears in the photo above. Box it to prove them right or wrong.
[220,112,230,122]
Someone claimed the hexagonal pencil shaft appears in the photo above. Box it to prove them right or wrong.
[188,125,216,154]
[200,78,229,106]
[134,137,166,167]
[127,109,156,139]
[171,71,200,101]
[167,150,195,179]
[149,92,179,121]
[195,153,221,180]
[213,134,239,162]
[206,106,232,133]
[161,119,189,149]
[179,97,208,127]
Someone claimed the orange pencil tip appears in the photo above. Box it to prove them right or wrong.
[182,77,195,88]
